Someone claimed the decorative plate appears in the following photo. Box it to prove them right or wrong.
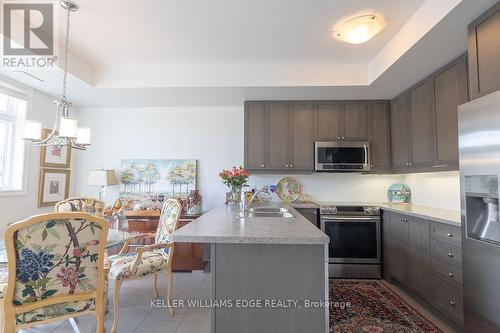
[276,177,303,202]
[387,183,411,203]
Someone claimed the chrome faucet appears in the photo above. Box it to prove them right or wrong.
[247,188,270,207]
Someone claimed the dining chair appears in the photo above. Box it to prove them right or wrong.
[55,197,106,218]
[108,198,182,333]
[2,212,109,333]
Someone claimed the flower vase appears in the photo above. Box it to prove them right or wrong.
[231,189,241,205]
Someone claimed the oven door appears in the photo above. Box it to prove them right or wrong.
[321,216,381,264]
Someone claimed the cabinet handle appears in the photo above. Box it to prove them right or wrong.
[337,136,341,140]
[260,164,265,168]
[289,164,293,168]
[449,300,456,306]
[401,218,404,222]
[342,136,345,140]
[447,233,453,238]
[448,272,455,278]
[285,164,289,168]
[447,252,454,258]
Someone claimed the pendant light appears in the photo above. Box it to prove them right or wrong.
[23,0,90,150]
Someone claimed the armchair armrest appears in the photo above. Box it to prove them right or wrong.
[135,242,174,254]
[131,242,174,271]
[118,232,156,255]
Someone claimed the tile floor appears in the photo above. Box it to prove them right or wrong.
[20,271,211,333]
[18,273,458,333]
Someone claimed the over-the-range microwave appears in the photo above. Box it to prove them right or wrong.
[315,141,370,172]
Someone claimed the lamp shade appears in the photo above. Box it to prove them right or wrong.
[23,120,42,140]
[76,127,91,145]
[59,117,78,138]
[86,169,118,186]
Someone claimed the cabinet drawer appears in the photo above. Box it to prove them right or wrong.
[431,240,462,267]
[432,276,464,323]
[432,258,463,289]
[430,222,462,247]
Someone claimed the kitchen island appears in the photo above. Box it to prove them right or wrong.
[173,203,330,333]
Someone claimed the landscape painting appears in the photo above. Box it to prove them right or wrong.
[119,159,197,210]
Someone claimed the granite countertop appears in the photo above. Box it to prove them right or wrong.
[380,203,461,227]
[172,202,329,245]
[309,201,461,226]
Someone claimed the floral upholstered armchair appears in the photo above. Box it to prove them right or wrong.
[55,197,106,218]
[2,212,109,333]
[108,198,182,333]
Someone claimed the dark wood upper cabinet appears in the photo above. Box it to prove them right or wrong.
[410,79,436,167]
[267,102,290,170]
[342,102,369,141]
[468,2,500,100]
[368,102,391,173]
[289,103,314,171]
[315,103,342,140]
[434,56,468,167]
[244,102,267,170]
[390,94,412,169]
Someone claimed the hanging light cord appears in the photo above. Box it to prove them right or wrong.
[61,7,71,102]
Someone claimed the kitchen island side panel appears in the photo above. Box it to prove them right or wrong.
[211,243,328,333]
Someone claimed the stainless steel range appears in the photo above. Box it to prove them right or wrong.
[320,204,381,278]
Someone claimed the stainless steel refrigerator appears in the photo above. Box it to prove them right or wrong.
[459,90,500,332]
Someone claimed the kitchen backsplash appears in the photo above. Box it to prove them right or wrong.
[249,171,460,211]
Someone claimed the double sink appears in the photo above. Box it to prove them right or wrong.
[238,207,295,218]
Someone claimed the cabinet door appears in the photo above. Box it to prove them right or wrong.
[315,103,342,140]
[434,59,466,167]
[382,212,393,281]
[369,102,391,172]
[289,103,314,171]
[244,102,267,170]
[342,102,368,140]
[468,3,500,100]
[267,102,290,170]
[407,217,432,299]
[390,95,411,169]
[389,213,409,283]
[411,79,436,167]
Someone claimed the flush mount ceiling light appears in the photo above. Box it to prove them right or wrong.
[333,15,386,44]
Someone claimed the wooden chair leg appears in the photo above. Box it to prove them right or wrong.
[111,279,122,333]
[153,273,159,298]
[96,312,105,333]
[166,268,174,316]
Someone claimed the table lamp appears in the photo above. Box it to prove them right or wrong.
[86,169,118,201]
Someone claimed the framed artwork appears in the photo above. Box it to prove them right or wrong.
[38,168,70,207]
[40,128,72,168]
[119,159,197,210]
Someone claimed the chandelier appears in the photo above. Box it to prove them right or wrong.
[23,0,90,150]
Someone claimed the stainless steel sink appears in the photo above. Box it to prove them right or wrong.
[238,207,294,218]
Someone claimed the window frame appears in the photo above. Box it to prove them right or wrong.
[0,78,32,197]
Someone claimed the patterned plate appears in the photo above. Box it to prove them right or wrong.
[276,177,302,202]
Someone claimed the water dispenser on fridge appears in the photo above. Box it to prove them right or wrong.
[465,175,500,245]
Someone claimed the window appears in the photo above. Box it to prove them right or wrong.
[0,90,27,193]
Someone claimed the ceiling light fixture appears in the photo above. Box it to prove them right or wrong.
[333,15,386,44]
[23,0,91,150]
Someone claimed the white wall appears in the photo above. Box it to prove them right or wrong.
[75,107,244,210]
[0,89,79,232]
[75,106,461,213]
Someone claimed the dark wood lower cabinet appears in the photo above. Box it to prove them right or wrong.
[383,211,463,327]
[295,207,318,227]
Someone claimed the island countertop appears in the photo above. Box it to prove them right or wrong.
[172,203,329,245]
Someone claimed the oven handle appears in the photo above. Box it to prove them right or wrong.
[321,216,380,222]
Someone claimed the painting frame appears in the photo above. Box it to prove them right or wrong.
[38,168,70,207]
[40,128,72,168]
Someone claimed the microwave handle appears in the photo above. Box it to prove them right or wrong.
[363,144,368,167]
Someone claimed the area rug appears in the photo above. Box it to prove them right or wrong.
[329,279,442,333]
